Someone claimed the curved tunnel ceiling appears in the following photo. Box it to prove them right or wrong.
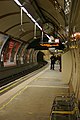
[69,0,80,34]
[0,0,65,44]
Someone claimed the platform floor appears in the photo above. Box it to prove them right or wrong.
[0,64,69,120]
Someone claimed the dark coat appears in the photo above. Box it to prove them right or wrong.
[50,55,55,64]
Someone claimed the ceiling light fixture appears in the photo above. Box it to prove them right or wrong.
[14,0,51,40]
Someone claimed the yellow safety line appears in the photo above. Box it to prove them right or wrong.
[0,86,28,110]
[52,110,74,114]
[0,81,20,93]
[0,71,41,94]
[0,74,41,110]
[52,107,78,115]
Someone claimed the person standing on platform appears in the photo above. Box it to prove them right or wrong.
[50,54,55,70]
[59,55,61,72]
[57,55,61,72]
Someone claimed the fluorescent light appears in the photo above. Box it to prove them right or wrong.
[45,34,51,39]
[55,39,59,43]
[14,0,22,6]
[65,41,68,43]
[22,7,42,30]
[35,22,42,30]
[14,0,50,39]
[14,0,41,30]
[62,42,65,44]
[48,39,52,43]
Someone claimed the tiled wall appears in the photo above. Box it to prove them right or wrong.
[62,49,80,100]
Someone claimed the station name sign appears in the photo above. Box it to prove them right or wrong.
[40,43,59,47]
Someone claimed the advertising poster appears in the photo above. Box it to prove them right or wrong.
[33,50,38,62]
[26,49,32,63]
[3,39,21,67]
[17,43,27,64]
[11,40,21,63]
[30,49,34,63]
[0,33,9,55]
